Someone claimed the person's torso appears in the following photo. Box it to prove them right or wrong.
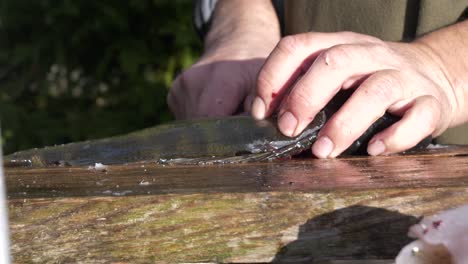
[285,0,468,40]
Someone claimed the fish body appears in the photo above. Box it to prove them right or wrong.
[4,112,326,167]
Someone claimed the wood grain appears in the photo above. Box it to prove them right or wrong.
[6,145,468,263]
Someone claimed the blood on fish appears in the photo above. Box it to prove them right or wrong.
[269,101,276,109]
[269,92,279,109]
[421,223,428,235]
[432,220,442,229]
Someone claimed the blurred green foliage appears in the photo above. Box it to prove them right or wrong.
[0,0,201,154]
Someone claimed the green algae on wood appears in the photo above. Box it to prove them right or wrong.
[9,189,468,263]
[7,146,468,262]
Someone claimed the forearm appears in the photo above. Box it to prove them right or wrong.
[415,20,468,127]
[204,0,281,58]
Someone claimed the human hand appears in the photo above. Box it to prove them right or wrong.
[168,49,266,119]
[168,0,280,119]
[252,31,459,158]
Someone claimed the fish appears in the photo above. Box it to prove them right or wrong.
[395,205,468,264]
[4,113,325,167]
[3,91,430,167]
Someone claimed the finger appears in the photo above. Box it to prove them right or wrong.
[279,43,396,138]
[243,59,266,114]
[253,32,377,120]
[244,92,255,113]
[168,76,185,119]
[176,70,209,119]
[166,91,177,117]
[366,95,441,156]
[342,75,370,89]
[312,69,404,158]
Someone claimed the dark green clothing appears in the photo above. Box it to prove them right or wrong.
[285,0,467,41]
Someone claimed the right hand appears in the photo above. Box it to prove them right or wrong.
[168,48,266,119]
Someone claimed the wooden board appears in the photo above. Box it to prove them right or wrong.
[6,145,468,263]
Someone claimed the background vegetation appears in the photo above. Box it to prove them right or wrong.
[0,0,202,154]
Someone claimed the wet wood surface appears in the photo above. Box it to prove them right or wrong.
[6,145,468,263]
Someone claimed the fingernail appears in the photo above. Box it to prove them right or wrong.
[251,97,266,120]
[368,140,386,156]
[312,136,334,158]
[278,111,298,137]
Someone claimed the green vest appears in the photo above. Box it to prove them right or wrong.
[285,0,468,144]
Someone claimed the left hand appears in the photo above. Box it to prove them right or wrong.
[251,31,459,158]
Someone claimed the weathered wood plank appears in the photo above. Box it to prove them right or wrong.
[6,145,468,199]
[6,145,468,263]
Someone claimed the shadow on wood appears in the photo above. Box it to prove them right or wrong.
[273,205,419,263]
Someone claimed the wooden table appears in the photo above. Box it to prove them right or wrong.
[6,145,468,263]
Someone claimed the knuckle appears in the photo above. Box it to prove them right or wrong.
[330,115,356,137]
[337,31,362,40]
[372,42,391,55]
[288,89,316,111]
[277,35,303,56]
[256,70,276,96]
[167,86,180,108]
[372,83,394,103]
[369,73,400,102]
[337,31,382,43]
[173,73,188,90]
[167,89,175,103]
[167,94,175,111]
[322,44,354,68]
[421,98,440,133]
[171,74,181,88]
[167,93,182,118]
[365,35,385,44]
